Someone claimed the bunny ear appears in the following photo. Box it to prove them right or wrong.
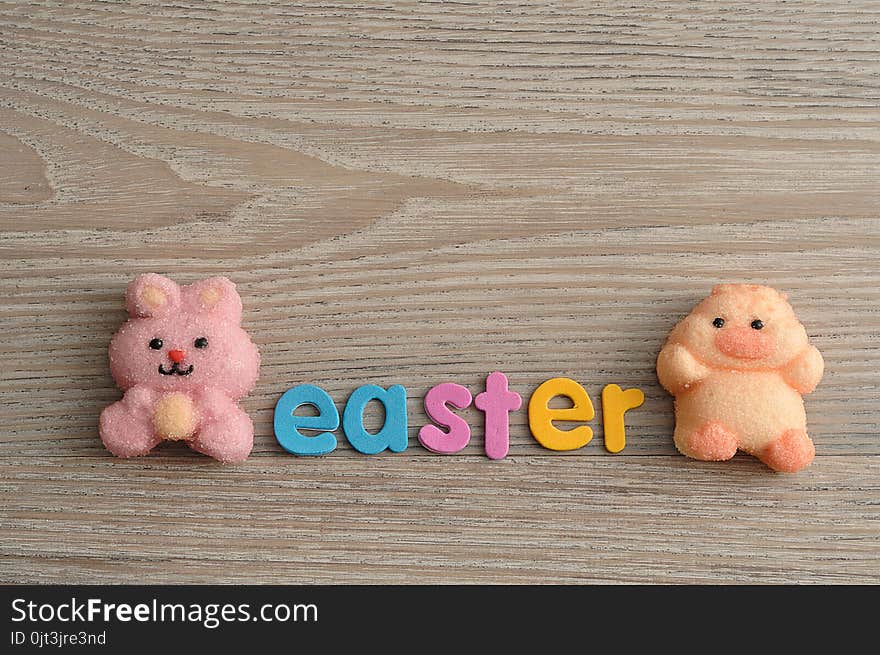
[125,273,181,317]
[184,277,243,324]
[711,283,760,296]
[711,283,791,304]
[711,284,733,296]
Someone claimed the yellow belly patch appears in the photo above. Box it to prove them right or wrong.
[153,393,198,441]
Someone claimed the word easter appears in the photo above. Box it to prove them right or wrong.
[274,372,645,458]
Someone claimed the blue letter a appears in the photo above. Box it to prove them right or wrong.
[342,384,408,455]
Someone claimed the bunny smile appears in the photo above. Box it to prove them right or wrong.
[158,362,194,376]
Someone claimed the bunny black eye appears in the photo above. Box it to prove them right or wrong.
[712,317,725,328]
[751,319,765,330]
[149,338,163,350]
[194,337,208,349]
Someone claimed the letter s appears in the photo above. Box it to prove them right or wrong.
[11,599,26,621]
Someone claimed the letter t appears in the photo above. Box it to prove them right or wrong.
[474,371,522,460]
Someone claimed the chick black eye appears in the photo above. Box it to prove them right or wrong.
[712,317,725,328]
[149,338,163,350]
[194,337,208,349]
[751,319,765,330]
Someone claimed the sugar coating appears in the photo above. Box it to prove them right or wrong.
[657,284,824,473]
[99,274,260,463]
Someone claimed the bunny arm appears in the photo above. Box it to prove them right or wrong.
[189,388,254,464]
[657,342,711,394]
[780,345,824,394]
[99,385,162,457]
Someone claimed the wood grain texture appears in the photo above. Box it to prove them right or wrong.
[1,1,878,584]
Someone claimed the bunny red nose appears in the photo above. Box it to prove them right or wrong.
[168,349,187,364]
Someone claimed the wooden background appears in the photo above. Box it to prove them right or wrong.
[1,1,878,584]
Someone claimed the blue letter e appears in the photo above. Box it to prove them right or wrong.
[274,384,339,456]
[342,384,408,455]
